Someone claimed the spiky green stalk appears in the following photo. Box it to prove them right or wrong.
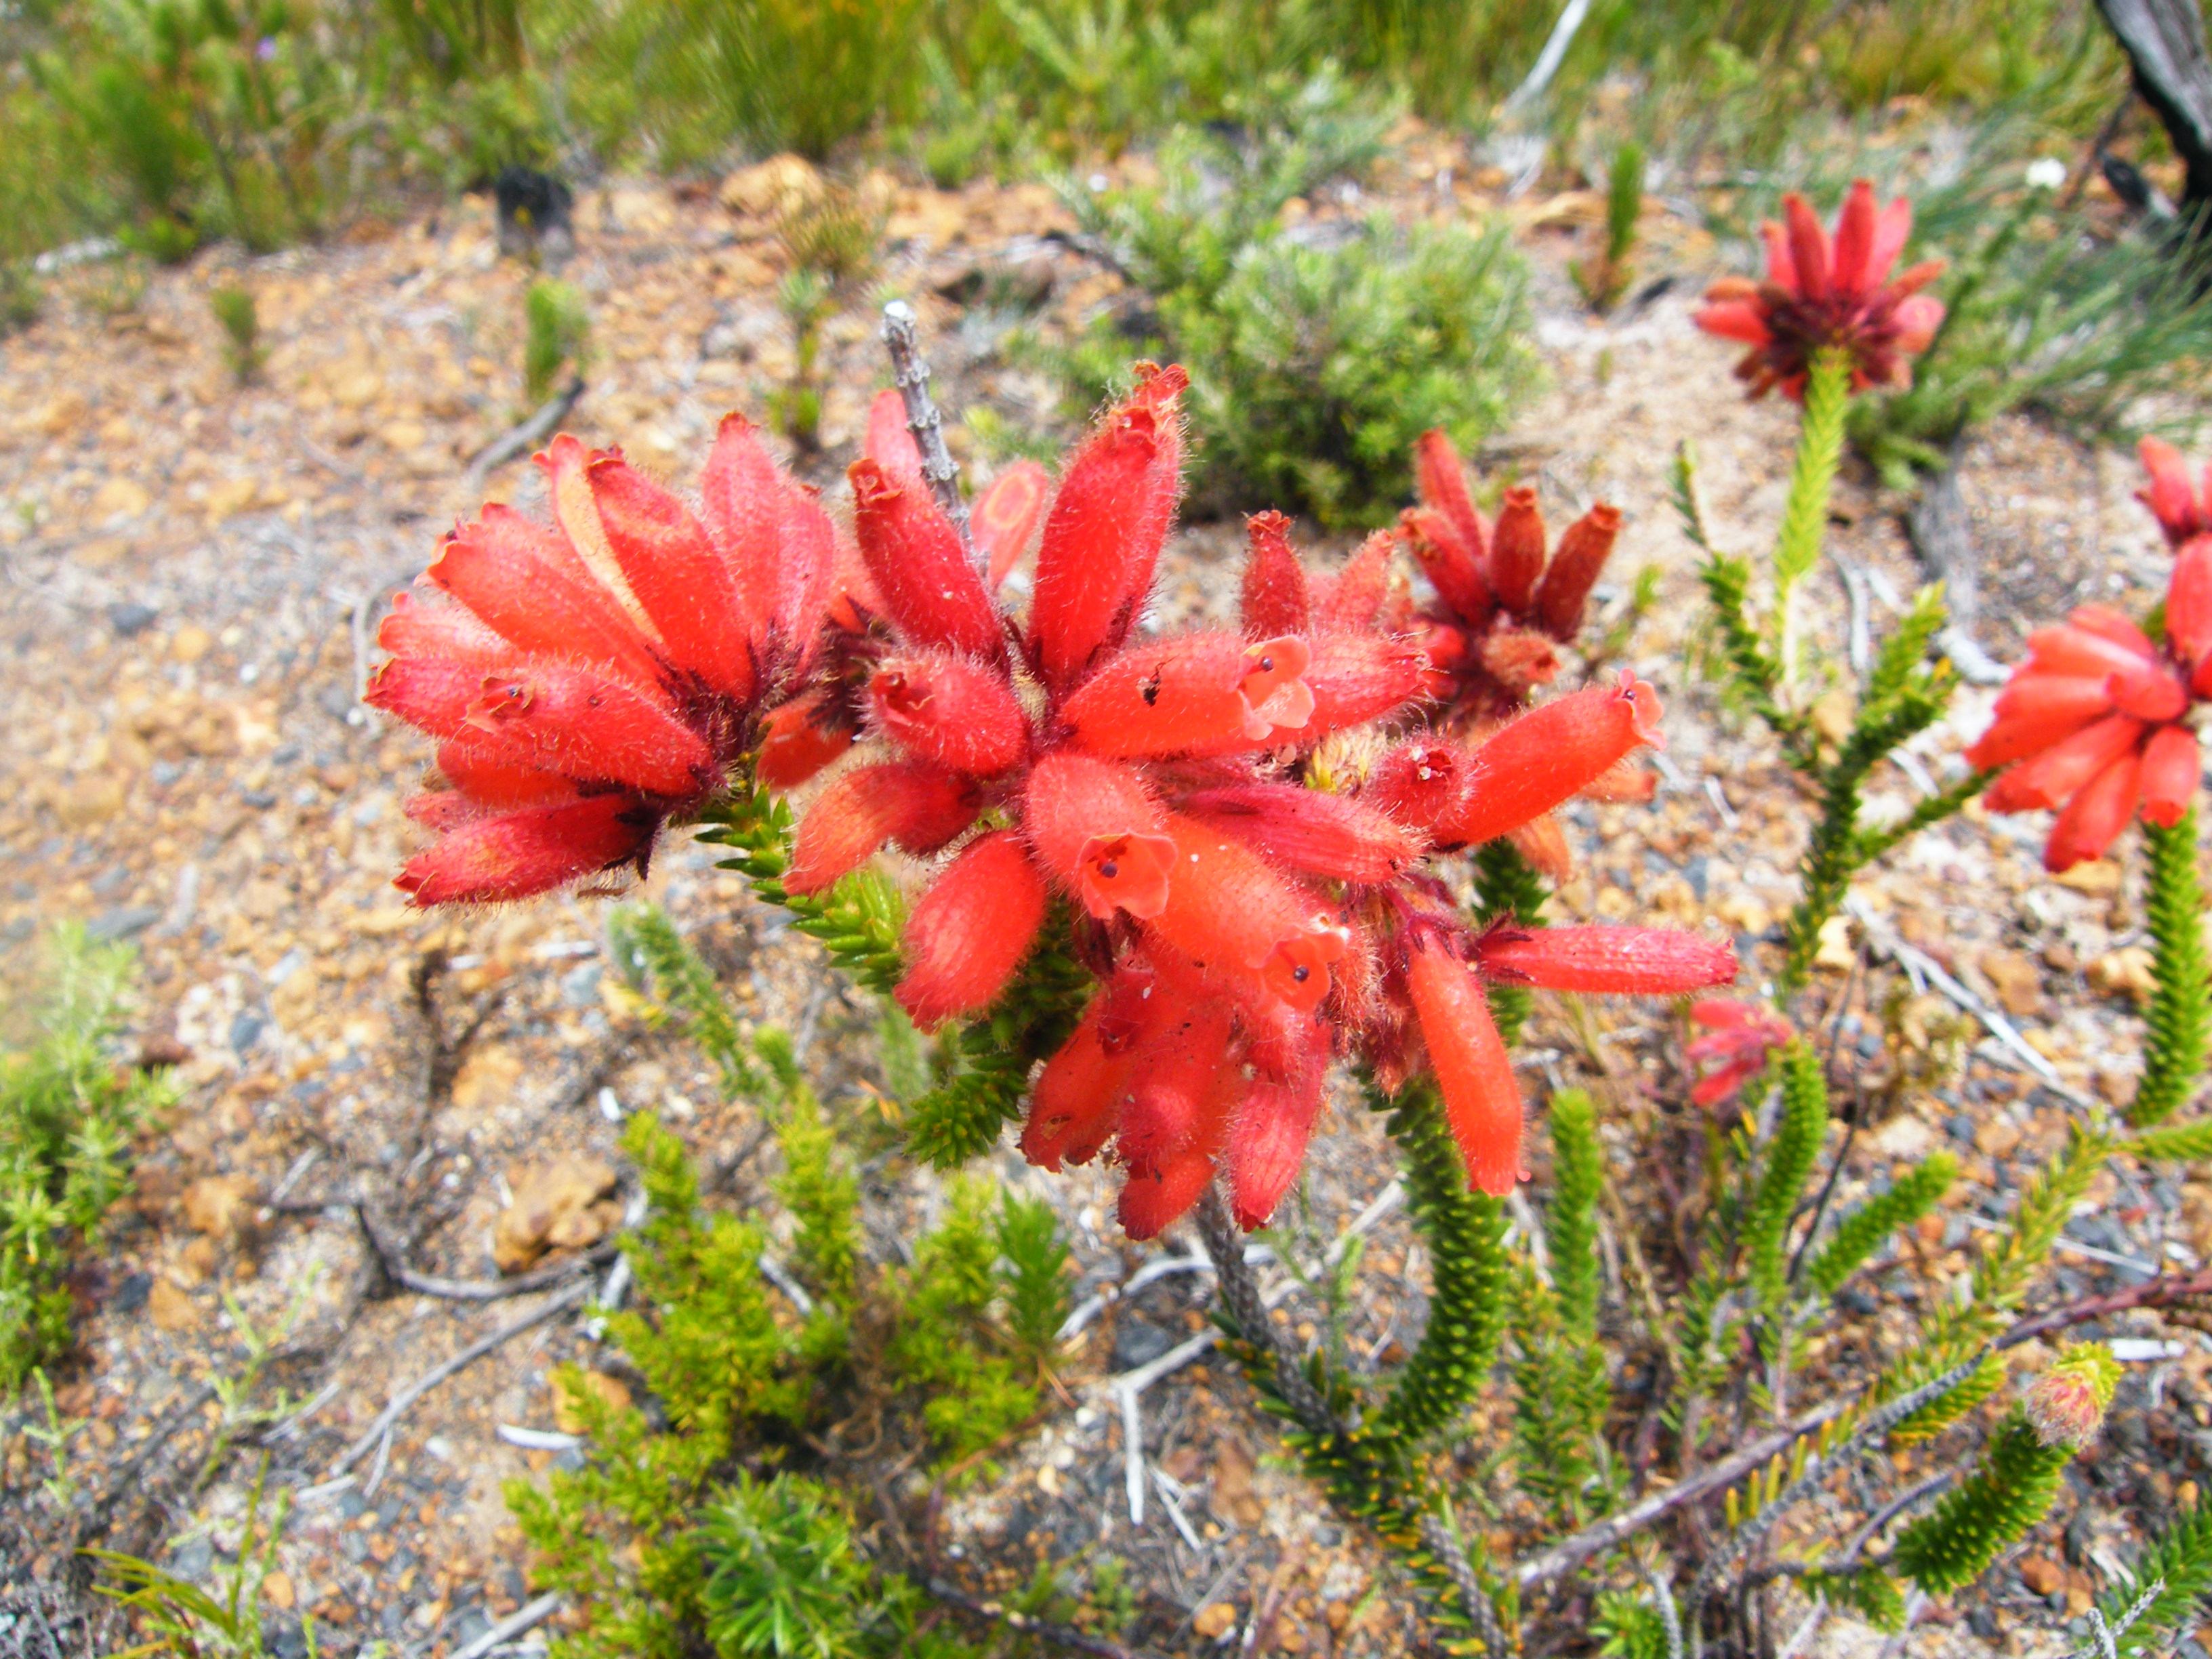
[2132,808,2209,1128]
[608,903,760,1096]
[2099,1496,2212,1654]
[1803,1151,1957,1301]
[1746,1044,1828,1316]
[1889,1412,2074,1593]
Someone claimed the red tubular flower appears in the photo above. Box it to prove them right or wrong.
[1694,179,1944,401]
[1119,1149,1220,1240]
[1399,507,1492,626]
[1364,739,1470,832]
[1442,672,1664,848]
[1282,634,1431,742]
[2046,747,2145,874]
[1181,784,1423,883]
[756,691,855,789]
[1116,1000,1240,1175]
[1029,365,1189,691]
[865,389,926,489]
[2142,725,2201,827]
[1686,1000,1792,1108]
[396,796,657,905]
[1241,510,1313,637]
[1311,530,1397,630]
[1477,925,1737,995]
[1020,993,1133,1172]
[372,426,837,905]
[2138,437,2212,549]
[1406,936,1523,1195]
[1534,504,1622,639]
[895,831,1047,1029]
[1414,429,1488,567]
[783,761,979,895]
[1147,817,1344,1015]
[1488,488,1547,613]
[849,459,1004,661]
[1225,1021,1330,1229]
[975,461,1052,587]
[1059,632,1317,756]
[867,651,1029,777]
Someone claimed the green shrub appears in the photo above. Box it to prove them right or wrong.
[523,279,590,405]
[2,923,173,1391]
[211,285,262,384]
[1051,72,1535,525]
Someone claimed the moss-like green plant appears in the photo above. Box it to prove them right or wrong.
[3,922,173,1390]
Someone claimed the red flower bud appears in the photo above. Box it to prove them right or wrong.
[1506,815,1573,882]
[373,655,713,800]
[1240,510,1313,637]
[1406,936,1523,1195]
[867,651,1029,777]
[1488,488,1546,613]
[2142,724,2201,828]
[1477,623,1562,699]
[1023,751,1170,917]
[431,740,575,810]
[1399,507,1491,625]
[849,457,1003,661]
[396,794,655,905]
[1060,632,1315,757]
[1181,783,1424,883]
[864,388,926,487]
[1118,1149,1216,1240]
[1413,429,1488,571]
[1963,673,2112,770]
[975,460,1052,587]
[1984,713,2146,813]
[379,589,508,666]
[2045,747,2143,872]
[583,451,758,703]
[895,831,1047,1029]
[1534,503,1622,638]
[2171,539,2212,667]
[2139,436,2206,549]
[2107,661,2188,722]
[697,414,837,668]
[1442,672,1664,848]
[1117,1000,1239,1176]
[1282,633,1429,742]
[1313,528,1397,630]
[1022,995,1132,1172]
[1365,739,1469,833]
[1029,365,1188,690]
[1477,924,1737,995]
[2024,618,2152,680]
[1227,1021,1330,1230]
[425,508,667,691]
[785,761,979,895]
[755,691,855,790]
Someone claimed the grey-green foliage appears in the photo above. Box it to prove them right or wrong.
[1052,70,1534,525]
[3,922,174,1389]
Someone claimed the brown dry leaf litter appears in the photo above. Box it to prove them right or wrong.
[0,138,2201,1659]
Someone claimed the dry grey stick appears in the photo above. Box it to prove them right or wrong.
[1418,1511,1514,1657]
[330,1280,589,1474]
[449,1591,566,1659]
[466,375,587,489]
[1514,1399,1849,1587]
[880,301,972,556]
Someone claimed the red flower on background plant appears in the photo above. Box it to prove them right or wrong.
[1966,444,2212,869]
[1695,179,1945,401]
[368,423,839,903]
[2138,436,2212,549]
[1684,1000,1793,1108]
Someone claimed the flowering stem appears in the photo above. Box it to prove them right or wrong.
[1773,348,1852,694]
[880,301,972,558]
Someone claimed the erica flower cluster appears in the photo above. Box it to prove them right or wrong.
[1695,179,1945,401]
[1968,439,2212,869]
[373,368,1740,1235]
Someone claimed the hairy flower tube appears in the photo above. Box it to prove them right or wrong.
[1967,445,2212,870]
[1694,178,1945,401]
[1397,428,1625,723]
[369,424,838,903]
